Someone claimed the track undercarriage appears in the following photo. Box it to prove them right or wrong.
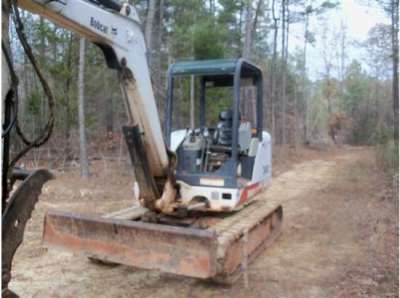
[42,190,282,283]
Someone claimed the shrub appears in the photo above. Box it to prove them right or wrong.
[376,136,399,182]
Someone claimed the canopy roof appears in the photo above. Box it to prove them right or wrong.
[169,58,262,78]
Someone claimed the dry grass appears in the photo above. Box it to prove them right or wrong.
[8,146,398,297]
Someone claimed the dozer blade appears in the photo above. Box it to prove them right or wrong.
[42,202,282,281]
[43,210,218,278]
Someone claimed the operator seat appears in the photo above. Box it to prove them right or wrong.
[215,109,234,146]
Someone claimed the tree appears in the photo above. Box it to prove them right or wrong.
[338,19,348,97]
[270,0,279,144]
[78,37,90,177]
[342,60,377,144]
[390,0,399,139]
[299,1,339,142]
[243,0,255,59]
[218,0,244,56]
[242,0,263,126]
[364,23,392,125]
[370,0,399,139]
[280,0,288,145]
[144,0,157,64]
[320,18,339,117]
[7,0,394,171]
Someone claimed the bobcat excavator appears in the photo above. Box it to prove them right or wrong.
[2,0,282,295]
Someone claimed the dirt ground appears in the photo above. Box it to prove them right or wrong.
[9,146,398,298]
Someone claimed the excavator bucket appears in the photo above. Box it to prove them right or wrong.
[42,200,282,282]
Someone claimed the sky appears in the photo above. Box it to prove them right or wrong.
[288,0,391,80]
[341,0,388,37]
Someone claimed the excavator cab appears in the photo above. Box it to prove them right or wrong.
[165,59,272,211]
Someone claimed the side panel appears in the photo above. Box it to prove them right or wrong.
[178,181,240,211]
[251,131,272,184]
[170,129,187,152]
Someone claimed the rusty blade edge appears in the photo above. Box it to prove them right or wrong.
[44,209,217,239]
[42,210,219,278]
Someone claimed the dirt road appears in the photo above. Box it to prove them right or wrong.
[9,147,398,297]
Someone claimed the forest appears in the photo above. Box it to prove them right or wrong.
[2,1,399,297]
[5,0,398,179]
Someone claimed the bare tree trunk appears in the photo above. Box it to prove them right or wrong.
[303,10,309,142]
[339,20,347,98]
[102,69,114,133]
[39,17,49,127]
[78,37,90,177]
[392,0,399,139]
[242,0,254,125]
[190,75,195,129]
[271,0,279,145]
[237,0,245,56]
[39,17,45,61]
[252,0,264,33]
[280,0,288,145]
[63,33,74,161]
[145,0,157,67]
[156,0,164,120]
[293,78,299,149]
[286,2,297,149]
[321,24,333,119]
[146,0,166,121]
[242,0,263,126]
[243,0,254,59]
[209,0,216,14]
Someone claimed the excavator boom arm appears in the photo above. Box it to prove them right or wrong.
[18,0,169,179]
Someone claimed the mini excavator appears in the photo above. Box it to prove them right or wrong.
[2,0,282,294]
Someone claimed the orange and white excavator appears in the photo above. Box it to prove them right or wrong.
[2,0,282,295]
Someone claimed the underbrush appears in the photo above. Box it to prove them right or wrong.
[375,137,399,187]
